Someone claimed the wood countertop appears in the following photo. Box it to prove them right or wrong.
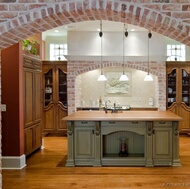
[63,111,183,122]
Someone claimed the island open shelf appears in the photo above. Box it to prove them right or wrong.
[63,111,183,167]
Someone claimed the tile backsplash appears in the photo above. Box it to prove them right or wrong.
[76,67,157,108]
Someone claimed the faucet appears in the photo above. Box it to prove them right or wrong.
[105,100,111,113]
[112,101,117,113]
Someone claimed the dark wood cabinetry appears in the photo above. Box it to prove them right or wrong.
[166,62,190,133]
[42,61,67,135]
[23,56,42,155]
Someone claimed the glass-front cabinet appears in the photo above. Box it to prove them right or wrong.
[166,62,190,134]
[44,69,53,107]
[182,69,190,106]
[167,69,177,108]
[43,61,67,135]
[58,69,67,107]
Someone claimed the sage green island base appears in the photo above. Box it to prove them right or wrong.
[63,111,183,167]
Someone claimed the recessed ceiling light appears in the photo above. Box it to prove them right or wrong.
[54,30,59,33]
[131,29,135,31]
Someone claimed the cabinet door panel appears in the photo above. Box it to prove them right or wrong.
[179,104,190,131]
[34,124,42,148]
[34,71,42,122]
[75,127,94,158]
[24,69,33,126]
[24,128,33,154]
[57,104,67,131]
[43,105,55,131]
[153,127,172,159]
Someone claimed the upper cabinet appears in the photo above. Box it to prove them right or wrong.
[42,61,68,135]
[166,62,190,134]
[181,69,190,106]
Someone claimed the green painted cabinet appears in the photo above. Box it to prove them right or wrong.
[74,121,95,165]
[152,122,173,166]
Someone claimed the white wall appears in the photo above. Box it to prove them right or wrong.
[43,30,189,60]
[68,31,167,57]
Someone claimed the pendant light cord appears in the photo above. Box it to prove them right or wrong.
[101,33,103,74]
[99,20,103,74]
[148,31,152,74]
[123,24,125,74]
[148,35,150,74]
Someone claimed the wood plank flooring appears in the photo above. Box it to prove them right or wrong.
[2,135,190,189]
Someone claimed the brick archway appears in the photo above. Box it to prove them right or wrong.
[67,59,166,114]
[0,1,190,51]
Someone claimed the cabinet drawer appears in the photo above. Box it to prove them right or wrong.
[154,121,172,127]
[74,121,95,127]
[101,121,146,127]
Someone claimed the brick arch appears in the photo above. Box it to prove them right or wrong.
[0,0,190,51]
[67,59,166,114]
[73,61,162,77]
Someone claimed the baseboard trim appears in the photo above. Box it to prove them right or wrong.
[2,154,26,169]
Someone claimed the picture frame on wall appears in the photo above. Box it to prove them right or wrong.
[105,72,132,95]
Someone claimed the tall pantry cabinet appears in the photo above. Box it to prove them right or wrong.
[2,42,43,159]
[166,62,190,134]
[23,55,43,155]
[42,61,68,135]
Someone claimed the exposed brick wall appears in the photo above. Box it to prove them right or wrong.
[0,0,189,50]
[67,60,166,114]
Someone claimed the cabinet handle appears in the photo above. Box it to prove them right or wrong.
[92,130,94,134]
[159,122,166,124]
[109,121,115,124]
[81,121,88,124]
[132,121,138,124]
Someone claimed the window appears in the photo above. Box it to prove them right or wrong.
[50,44,67,61]
[167,44,185,61]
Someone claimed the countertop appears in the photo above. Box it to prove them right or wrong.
[76,106,158,110]
[63,110,183,122]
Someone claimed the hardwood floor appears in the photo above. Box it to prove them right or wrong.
[2,135,190,189]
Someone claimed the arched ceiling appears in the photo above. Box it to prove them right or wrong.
[0,0,189,50]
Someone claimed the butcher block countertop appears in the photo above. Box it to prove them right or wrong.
[63,110,183,122]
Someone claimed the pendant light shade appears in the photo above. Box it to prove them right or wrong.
[144,31,153,81]
[98,74,107,81]
[119,23,129,81]
[144,73,153,81]
[98,20,107,81]
[119,74,129,81]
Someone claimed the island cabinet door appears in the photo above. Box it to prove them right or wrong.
[152,122,173,166]
[74,122,95,160]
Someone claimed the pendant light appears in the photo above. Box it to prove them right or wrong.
[98,20,107,81]
[144,31,153,81]
[119,23,129,81]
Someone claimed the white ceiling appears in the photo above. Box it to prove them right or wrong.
[42,20,147,38]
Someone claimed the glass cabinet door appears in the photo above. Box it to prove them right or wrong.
[182,69,190,107]
[58,68,67,107]
[167,69,177,107]
[44,69,53,107]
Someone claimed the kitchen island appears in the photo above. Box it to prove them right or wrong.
[63,111,183,167]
